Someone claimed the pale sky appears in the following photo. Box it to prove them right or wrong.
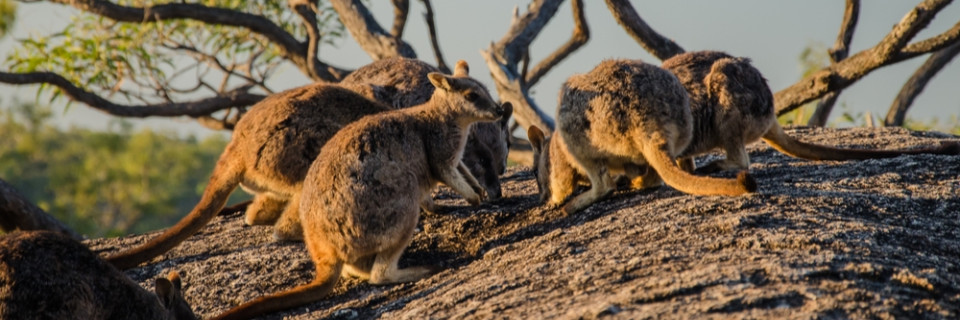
[1,1,958,137]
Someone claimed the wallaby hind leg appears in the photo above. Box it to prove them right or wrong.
[677,157,696,172]
[368,221,437,285]
[244,195,288,226]
[630,165,665,190]
[342,255,376,280]
[698,140,750,174]
[562,160,615,214]
[273,193,304,241]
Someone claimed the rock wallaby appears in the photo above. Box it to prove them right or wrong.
[341,57,513,200]
[211,62,508,320]
[0,231,196,320]
[107,60,508,270]
[528,59,757,214]
[661,50,960,172]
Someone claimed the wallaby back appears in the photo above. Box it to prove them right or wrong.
[0,231,196,320]
[663,50,960,172]
[534,59,756,214]
[213,62,506,319]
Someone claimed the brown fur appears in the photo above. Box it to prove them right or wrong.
[0,231,196,320]
[212,63,508,320]
[530,59,756,214]
[342,57,513,199]
[662,51,960,172]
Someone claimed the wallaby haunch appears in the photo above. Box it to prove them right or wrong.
[212,62,508,320]
[529,59,756,214]
[0,231,196,320]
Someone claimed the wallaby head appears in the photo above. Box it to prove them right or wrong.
[534,59,755,214]
[0,231,197,320]
[213,60,505,320]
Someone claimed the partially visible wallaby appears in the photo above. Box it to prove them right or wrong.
[108,59,508,270]
[212,63,508,320]
[662,50,960,172]
[528,59,757,214]
[341,57,513,200]
[0,231,196,320]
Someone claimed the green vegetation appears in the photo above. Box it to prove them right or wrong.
[0,0,15,38]
[0,102,248,237]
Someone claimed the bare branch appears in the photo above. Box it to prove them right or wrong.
[420,0,450,74]
[0,179,82,240]
[484,0,566,134]
[808,0,860,127]
[884,41,960,126]
[45,0,348,82]
[603,0,684,60]
[290,0,323,81]
[525,0,589,88]
[391,0,409,39]
[330,0,416,60]
[775,0,956,116]
[0,71,266,118]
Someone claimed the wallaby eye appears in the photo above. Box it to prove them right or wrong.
[465,92,479,102]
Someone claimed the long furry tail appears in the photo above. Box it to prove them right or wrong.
[762,124,960,161]
[107,147,244,269]
[645,143,757,196]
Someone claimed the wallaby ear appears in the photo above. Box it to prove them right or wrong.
[527,126,545,154]
[454,60,469,77]
[155,277,176,307]
[166,271,183,291]
[500,102,514,125]
[428,72,454,91]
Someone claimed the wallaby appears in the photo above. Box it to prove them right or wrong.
[528,59,757,214]
[341,57,513,200]
[0,231,196,320]
[211,62,508,320]
[108,59,509,270]
[661,50,960,172]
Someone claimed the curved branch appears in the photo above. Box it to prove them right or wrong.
[808,0,860,127]
[884,41,960,126]
[391,0,409,39]
[525,0,589,88]
[774,0,956,116]
[289,0,322,81]
[492,0,565,69]
[603,0,684,60]
[0,71,266,118]
[46,0,348,82]
[420,0,450,74]
[330,0,416,60]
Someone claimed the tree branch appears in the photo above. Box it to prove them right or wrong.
[290,0,323,81]
[808,0,860,127]
[483,0,565,134]
[525,0,589,88]
[774,0,956,116]
[0,71,266,118]
[603,0,684,60]
[330,0,416,60]
[391,0,409,39]
[884,40,960,126]
[0,179,82,240]
[420,0,450,74]
[45,0,348,82]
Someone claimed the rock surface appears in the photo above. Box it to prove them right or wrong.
[87,126,960,319]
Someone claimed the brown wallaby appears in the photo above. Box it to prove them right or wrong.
[341,57,513,200]
[211,63,508,320]
[108,59,509,270]
[528,59,757,214]
[0,231,196,320]
[662,50,960,172]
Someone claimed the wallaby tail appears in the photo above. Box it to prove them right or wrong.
[212,244,344,320]
[644,143,757,196]
[762,123,960,161]
[107,147,244,269]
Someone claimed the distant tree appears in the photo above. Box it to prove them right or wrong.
[0,0,15,38]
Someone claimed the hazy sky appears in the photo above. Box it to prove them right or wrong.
[1,1,958,137]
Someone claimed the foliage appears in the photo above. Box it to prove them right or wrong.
[0,0,14,38]
[4,0,343,107]
[0,102,248,237]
